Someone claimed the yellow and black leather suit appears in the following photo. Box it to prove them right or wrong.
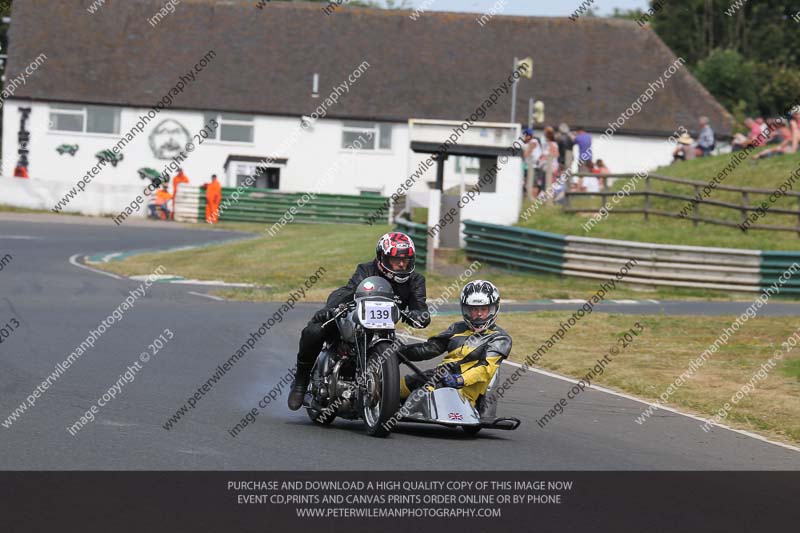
[399,322,512,406]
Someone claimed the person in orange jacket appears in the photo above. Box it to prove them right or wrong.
[150,185,173,220]
[203,174,222,224]
[171,168,190,218]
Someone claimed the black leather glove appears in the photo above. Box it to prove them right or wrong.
[403,309,429,328]
[313,308,333,323]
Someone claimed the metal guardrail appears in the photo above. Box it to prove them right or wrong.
[394,216,428,271]
[564,173,800,235]
[463,220,800,293]
[174,186,390,225]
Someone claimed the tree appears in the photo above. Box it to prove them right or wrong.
[610,7,644,21]
[693,49,757,115]
[642,0,800,116]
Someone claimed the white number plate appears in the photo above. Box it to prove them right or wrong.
[362,301,395,329]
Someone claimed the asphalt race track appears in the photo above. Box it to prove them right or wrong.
[1,215,798,470]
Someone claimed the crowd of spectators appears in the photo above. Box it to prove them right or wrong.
[518,108,800,206]
[520,123,607,200]
[743,110,800,161]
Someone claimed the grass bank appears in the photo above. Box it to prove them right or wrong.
[424,311,800,446]
[519,150,800,251]
[97,222,757,302]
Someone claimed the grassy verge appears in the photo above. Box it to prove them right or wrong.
[423,312,800,446]
[0,204,78,215]
[96,222,762,302]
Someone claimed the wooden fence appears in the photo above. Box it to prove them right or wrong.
[563,173,800,235]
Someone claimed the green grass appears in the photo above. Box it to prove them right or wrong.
[97,221,769,302]
[93,151,800,302]
[425,312,800,446]
[519,149,800,251]
[780,359,800,381]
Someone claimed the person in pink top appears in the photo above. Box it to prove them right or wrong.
[791,110,800,154]
[748,118,767,147]
[734,118,770,151]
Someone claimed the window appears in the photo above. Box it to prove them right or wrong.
[477,158,497,193]
[50,105,84,132]
[455,156,481,175]
[204,112,254,143]
[342,122,392,150]
[49,105,120,134]
[232,163,280,190]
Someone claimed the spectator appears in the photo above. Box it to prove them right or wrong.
[540,126,560,189]
[592,159,610,189]
[149,185,172,220]
[203,174,222,224]
[522,128,543,200]
[791,109,800,154]
[172,167,190,197]
[574,127,593,172]
[746,118,767,149]
[556,123,574,170]
[733,118,763,151]
[753,119,793,160]
[696,116,715,156]
[756,117,769,138]
[764,118,783,145]
[673,133,696,162]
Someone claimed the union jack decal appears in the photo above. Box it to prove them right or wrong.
[448,412,463,421]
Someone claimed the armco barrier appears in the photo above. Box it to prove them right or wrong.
[174,185,202,223]
[174,186,390,225]
[394,216,427,271]
[463,220,800,294]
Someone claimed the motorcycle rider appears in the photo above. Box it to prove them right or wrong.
[287,232,430,410]
[398,280,511,408]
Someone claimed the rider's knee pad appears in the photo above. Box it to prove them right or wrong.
[400,376,412,399]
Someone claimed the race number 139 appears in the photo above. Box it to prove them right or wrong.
[363,301,395,328]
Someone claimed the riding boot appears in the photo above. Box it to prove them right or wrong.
[287,361,314,411]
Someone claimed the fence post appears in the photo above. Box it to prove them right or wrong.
[741,191,749,227]
[797,195,800,237]
[644,174,651,221]
[692,185,700,227]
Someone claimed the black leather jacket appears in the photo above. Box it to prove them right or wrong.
[325,261,431,328]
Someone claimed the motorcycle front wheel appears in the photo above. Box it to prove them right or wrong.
[361,342,400,438]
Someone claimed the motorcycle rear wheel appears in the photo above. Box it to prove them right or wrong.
[362,342,400,438]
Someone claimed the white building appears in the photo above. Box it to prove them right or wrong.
[1,0,732,222]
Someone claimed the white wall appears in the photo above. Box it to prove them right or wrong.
[6,99,676,225]
[590,133,680,174]
[1,99,413,216]
[0,174,149,216]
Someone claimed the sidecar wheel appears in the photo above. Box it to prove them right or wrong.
[461,425,482,436]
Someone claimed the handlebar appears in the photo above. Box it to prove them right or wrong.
[399,309,426,329]
[323,302,424,329]
[321,303,353,328]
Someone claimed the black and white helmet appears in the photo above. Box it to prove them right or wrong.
[460,280,500,332]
